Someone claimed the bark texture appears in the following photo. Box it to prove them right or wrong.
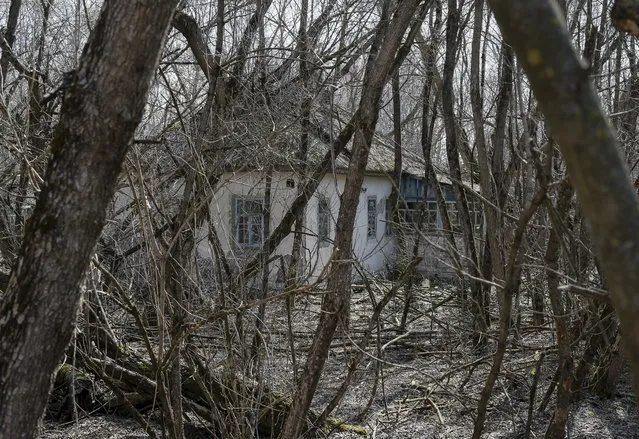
[488,0,639,400]
[544,179,575,439]
[280,2,424,437]
[0,1,179,437]
[0,0,22,83]
[611,0,639,36]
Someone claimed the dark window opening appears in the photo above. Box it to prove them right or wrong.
[318,195,331,246]
[367,196,377,239]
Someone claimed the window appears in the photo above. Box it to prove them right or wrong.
[469,200,483,231]
[318,194,331,246]
[424,201,438,230]
[384,196,482,235]
[367,196,377,239]
[235,197,264,246]
[444,201,461,232]
[395,200,438,232]
[400,201,417,225]
[385,198,393,235]
[443,200,483,233]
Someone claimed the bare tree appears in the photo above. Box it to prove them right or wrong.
[488,0,639,401]
[0,1,179,436]
[281,1,428,436]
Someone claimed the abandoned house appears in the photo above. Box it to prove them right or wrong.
[197,139,483,285]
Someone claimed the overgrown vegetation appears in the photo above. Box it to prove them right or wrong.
[1,0,639,438]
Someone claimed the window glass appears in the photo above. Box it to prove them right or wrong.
[444,201,461,232]
[469,200,483,231]
[395,200,438,232]
[235,198,263,246]
[367,196,377,239]
[425,201,438,230]
[385,198,393,235]
[318,195,331,246]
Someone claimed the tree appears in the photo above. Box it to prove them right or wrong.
[6,1,639,437]
[281,1,428,436]
[0,1,180,437]
[488,0,639,403]
[611,0,639,36]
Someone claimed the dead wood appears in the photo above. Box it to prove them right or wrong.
[46,364,100,423]
[71,338,365,437]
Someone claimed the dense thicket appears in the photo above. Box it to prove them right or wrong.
[1,1,638,438]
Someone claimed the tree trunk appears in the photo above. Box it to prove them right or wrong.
[488,0,639,401]
[0,1,179,437]
[544,179,575,439]
[442,0,485,346]
[280,2,424,437]
[0,0,22,84]
[473,187,547,439]
[470,0,497,329]
[611,0,639,36]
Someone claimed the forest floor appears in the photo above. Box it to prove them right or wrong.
[41,280,639,438]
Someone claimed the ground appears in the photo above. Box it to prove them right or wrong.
[41,281,639,438]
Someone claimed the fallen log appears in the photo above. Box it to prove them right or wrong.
[47,364,101,422]
[73,342,366,437]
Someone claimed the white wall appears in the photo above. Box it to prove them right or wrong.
[201,171,297,281]
[306,173,396,281]
[198,171,396,284]
[350,175,396,277]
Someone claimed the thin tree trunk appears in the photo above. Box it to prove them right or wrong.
[544,179,575,439]
[0,0,22,84]
[252,170,272,359]
[406,6,445,332]
[287,0,311,297]
[442,0,485,346]
[280,2,424,436]
[391,69,411,330]
[473,187,547,439]
[470,0,496,329]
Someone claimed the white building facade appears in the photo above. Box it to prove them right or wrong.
[199,170,397,284]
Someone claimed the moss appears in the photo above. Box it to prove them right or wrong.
[55,363,91,384]
[595,128,609,139]
[527,49,543,67]
[58,363,74,375]
[325,417,368,436]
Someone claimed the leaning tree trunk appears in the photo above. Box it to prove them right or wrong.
[470,0,500,329]
[0,1,179,437]
[280,1,425,437]
[488,0,639,400]
[472,184,547,439]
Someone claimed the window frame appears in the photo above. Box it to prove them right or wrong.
[394,200,438,234]
[367,196,378,240]
[385,198,393,236]
[234,196,264,247]
[442,200,483,233]
[424,201,438,231]
[317,194,331,247]
[444,200,461,233]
